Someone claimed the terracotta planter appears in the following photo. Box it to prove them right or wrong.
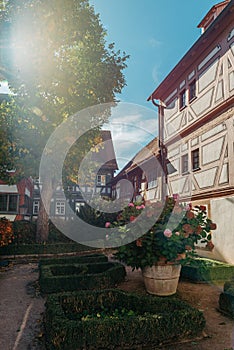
[142,263,181,296]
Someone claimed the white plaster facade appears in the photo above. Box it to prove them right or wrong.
[148,1,234,263]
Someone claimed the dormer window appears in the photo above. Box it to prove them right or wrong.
[197,1,230,34]
[179,89,186,110]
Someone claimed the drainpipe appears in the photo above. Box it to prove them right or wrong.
[151,99,167,201]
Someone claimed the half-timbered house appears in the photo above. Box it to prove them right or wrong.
[148,0,234,263]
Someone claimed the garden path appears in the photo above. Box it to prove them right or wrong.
[0,263,45,350]
[0,260,234,350]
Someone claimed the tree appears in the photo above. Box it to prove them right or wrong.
[0,0,129,241]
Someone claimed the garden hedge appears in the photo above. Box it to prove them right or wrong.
[219,279,234,318]
[0,242,96,256]
[39,253,108,267]
[44,289,206,349]
[39,261,126,294]
[181,258,234,283]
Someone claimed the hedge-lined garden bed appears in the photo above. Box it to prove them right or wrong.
[39,261,126,293]
[181,258,234,283]
[39,253,108,267]
[0,242,96,256]
[44,289,206,349]
[219,279,234,318]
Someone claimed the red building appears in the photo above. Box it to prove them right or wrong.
[0,176,33,221]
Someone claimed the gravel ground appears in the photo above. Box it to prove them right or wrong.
[0,261,234,350]
[0,263,45,350]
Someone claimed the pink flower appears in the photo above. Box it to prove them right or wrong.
[164,229,172,238]
[105,222,111,228]
[128,203,134,207]
[185,203,192,211]
[136,204,145,210]
[175,231,180,236]
[173,194,179,200]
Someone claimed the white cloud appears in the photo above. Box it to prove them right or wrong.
[152,64,161,85]
[148,37,161,48]
[102,102,158,171]
[0,81,12,94]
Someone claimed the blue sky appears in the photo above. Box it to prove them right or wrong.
[0,1,220,172]
[90,0,219,170]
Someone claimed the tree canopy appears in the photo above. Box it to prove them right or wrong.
[0,0,129,240]
[0,0,129,181]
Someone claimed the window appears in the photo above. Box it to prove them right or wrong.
[33,200,40,214]
[189,80,196,101]
[133,176,137,190]
[75,202,84,213]
[179,90,186,109]
[96,175,106,186]
[191,149,200,171]
[0,194,18,213]
[147,170,157,189]
[181,154,189,174]
[55,201,65,215]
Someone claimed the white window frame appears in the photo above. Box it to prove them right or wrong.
[147,171,157,189]
[96,174,106,186]
[33,200,40,215]
[55,201,65,215]
[0,194,18,213]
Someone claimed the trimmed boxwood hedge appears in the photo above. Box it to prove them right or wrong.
[39,253,108,267]
[219,279,234,318]
[39,262,126,294]
[44,289,206,349]
[0,243,96,256]
[181,258,234,283]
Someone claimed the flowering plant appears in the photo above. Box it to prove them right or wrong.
[0,217,14,246]
[106,198,216,270]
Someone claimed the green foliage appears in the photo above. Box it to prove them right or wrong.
[77,200,120,228]
[10,220,74,245]
[44,289,205,349]
[47,221,74,243]
[109,198,217,269]
[219,291,234,318]
[0,242,93,256]
[0,0,129,182]
[39,261,126,294]
[0,0,129,241]
[181,258,234,283]
[12,220,37,244]
[0,216,14,246]
[39,253,108,267]
[220,281,234,318]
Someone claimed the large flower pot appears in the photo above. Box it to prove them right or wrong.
[142,263,181,296]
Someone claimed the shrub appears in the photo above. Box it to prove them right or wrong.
[39,253,108,267]
[109,198,216,269]
[0,217,14,246]
[181,258,234,283]
[11,220,73,246]
[219,279,234,318]
[13,220,36,244]
[0,242,95,256]
[39,261,126,294]
[44,289,206,349]
[48,221,74,243]
[77,200,120,228]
